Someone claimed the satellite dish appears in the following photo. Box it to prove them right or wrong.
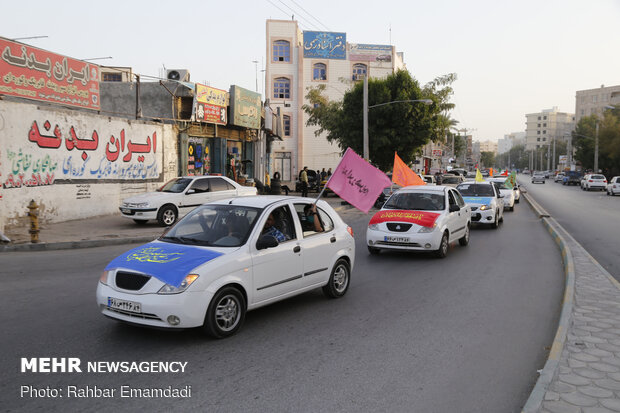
[167,70,181,81]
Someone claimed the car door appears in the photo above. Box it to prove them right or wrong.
[206,177,237,203]
[293,202,337,289]
[178,178,209,217]
[250,204,303,304]
[446,190,466,240]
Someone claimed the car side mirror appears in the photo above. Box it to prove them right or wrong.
[186,189,196,195]
[257,235,279,250]
[449,204,460,212]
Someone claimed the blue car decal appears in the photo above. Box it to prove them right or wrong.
[105,241,223,287]
[462,196,494,206]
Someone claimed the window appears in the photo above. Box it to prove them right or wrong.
[294,203,331,236]
[538,116,541,120]
[313,63,327,81]
[537,131,541,135]
[537,123,541,127]
[352,64,367,81]
[210,178,234,192]
[543,123,547,127]
[102,72,122,82]
[543,130,546,134]
[543,116,547,120]
[593,95,598,103]
[265,205,296,241]
[283,115,291,136]
[537,137,541,141]
[190,178,211,193]
[273,77,290,99]
[542,137,546,142]
[272,40,290,62]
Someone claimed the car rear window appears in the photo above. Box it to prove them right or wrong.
[592,175,605,179]
[456,183,495,197]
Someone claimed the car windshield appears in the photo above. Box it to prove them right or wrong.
[160,204,260,247]
[158,178,192,193]
[457,183,495,197]
[383,192,445,211]
[442,176,461,184]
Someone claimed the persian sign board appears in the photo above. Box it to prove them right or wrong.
[229,85,261,130]
[194,84,228,125]
[349,44,392,62]
[0,37,100,110]
[303,31,346,60]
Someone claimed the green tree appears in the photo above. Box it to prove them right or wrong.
[302,70,456,171]
[574,107,620,175]
[480,151,495,168]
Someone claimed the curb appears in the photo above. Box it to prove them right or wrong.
[0,236,157,253]
[521,193,575,413]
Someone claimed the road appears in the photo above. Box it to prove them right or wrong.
[518,174,620,280]
[1,204,563,412]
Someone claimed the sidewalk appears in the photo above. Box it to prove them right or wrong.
[522,192,620,412]
[0,193,352,252]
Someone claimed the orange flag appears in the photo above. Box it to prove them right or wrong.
[392,152,426,186]
[489,168,494,177]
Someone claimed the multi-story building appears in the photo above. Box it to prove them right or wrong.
[498,132,526,154]
[265,19,405,184]
[525,107,575,151]
[478,140,498,154]
[575,84,620,124]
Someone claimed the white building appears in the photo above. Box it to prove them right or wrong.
[497,132,526,154]
[525,107,575,151]
[575,84,620,124]
[265,19,405,184]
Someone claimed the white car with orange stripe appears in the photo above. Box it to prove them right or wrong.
[366,185,471,258]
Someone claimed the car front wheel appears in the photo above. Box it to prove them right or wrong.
[203,286,246,339]
[323,259,350,298]
[434,231,449,258]
[157,205,177,226]
[458,225,470,246]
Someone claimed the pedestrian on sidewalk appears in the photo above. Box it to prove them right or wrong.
[300,166,309,197]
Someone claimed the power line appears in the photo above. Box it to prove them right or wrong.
[264,0,311,30]
[288,0,331,31]
[277,0,320,31]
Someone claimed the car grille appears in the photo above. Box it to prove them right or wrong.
[386,223,412,232]
[471,214,481,222]
[115,271,151,291]
[376,241,422,247]
[106,308,161,321]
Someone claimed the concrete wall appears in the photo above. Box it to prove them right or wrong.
[0,100,178,233]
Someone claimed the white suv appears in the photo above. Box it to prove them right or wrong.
[581,174,607,191]
[120,176,257,226]
[606,176,620,196]
[456,181,504,228]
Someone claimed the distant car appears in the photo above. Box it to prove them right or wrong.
[607,176,620,196]
[120,176,257,226]
[98,196,355,338]
[581,174,607,191]
[488,178,515,211]
[456,181,504,228]
[544,171,551,179]
[562,171,582,186]
[554,173,565,183]
[374,184,402,209]
[531,172,546,184]
[366,185,470,258]
[422,175,436,185]
[523,168,530,175]
[441,174,464,187]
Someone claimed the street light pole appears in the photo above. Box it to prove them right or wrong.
[594,121,599,172]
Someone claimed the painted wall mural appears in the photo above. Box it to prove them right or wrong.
[2,116,161,191]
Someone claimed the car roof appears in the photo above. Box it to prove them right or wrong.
[459,180,493,185]
[399,185,450,193]
[210,195,325,208]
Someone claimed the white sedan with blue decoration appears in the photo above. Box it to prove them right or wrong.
[456,181,504,228]
[97,196,355,338]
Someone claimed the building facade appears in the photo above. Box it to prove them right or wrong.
[498,132,526,154]
[525,107,575,151]
[265,20,405,184]
[575,85,620,124]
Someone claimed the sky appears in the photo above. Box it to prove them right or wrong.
[3,0,620,142]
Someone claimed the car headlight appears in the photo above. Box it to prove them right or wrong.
[100,269,114,285]
[158,274,199,294]
[368,223,379,230]
[479,205,489,211]
[418,223,436,233]
[136,202,150,208]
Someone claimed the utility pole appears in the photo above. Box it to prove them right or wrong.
[363,74,369,160]
[546,140,550,171]
[552,137,556,171]
[594,121,599,172]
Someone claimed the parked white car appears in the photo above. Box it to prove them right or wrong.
[488,178,515,211]
[456,181,504,228]
[581,174,607,191]
[98,196,355,338]
[120,176,257,226]
[366,185,471,258]
[607,176,620,196]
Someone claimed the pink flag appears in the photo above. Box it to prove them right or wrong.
[327,148,391,213]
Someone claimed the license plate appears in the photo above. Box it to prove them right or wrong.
[108,297,142,313]
[121,208,131,214]
[385,236,410,243]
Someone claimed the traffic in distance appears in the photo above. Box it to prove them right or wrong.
[99,169,529,337]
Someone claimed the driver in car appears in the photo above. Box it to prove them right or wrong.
[262,213,288,242]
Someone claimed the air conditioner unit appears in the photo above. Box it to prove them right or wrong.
[166,69,190,82]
